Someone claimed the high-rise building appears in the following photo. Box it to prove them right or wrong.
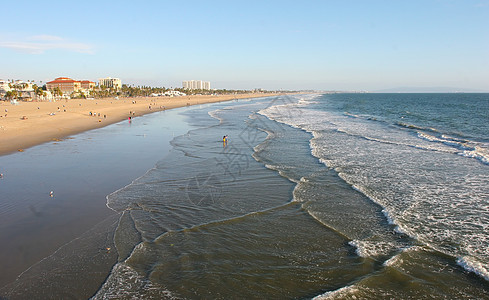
[182,80,211,90]
[99,77,122,90]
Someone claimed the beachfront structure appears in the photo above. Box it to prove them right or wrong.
[165,90,187,97]
[46,77,81,93]
[80,80,96,90]
[0,80,10,100]
[0,80,43,101]
[1,80,35,92]
[99,77,122,90]
[182,80,211,90]
[149,90,187,97]
[36,90,54,101]
[0,80,11,94]
[46,77,95,94]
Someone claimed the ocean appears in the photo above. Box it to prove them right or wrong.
[1,93,488,299]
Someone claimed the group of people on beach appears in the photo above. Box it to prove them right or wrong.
[89,111,107,119]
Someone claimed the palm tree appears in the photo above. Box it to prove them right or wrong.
[5,90,18,100]
[53,87,63,98]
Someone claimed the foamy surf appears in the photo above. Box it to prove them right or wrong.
[260,93,489,288]
[457,256,489,282]
[91,263,177,300]
[312,285,360,300]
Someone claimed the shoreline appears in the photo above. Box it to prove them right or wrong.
[0,93,278,156]
[0,103,212,292]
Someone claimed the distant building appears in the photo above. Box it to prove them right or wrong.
[0,80,10,100]
[0,80,11,95]
[183,80,211,90]
[80,80,96,90]
[99,77,122,90]
[165,90,186,97]
[46,77,82,93]
[46,77,95,95]
[0,80,39,100]
[35,90,54,101]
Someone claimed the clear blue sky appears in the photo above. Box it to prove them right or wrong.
[1,0,488,91]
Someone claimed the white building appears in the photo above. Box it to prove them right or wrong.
[0,80,36,100]
[12,80,34,92]
[164,90,186,97]
[99,77,122,90]
[0,80,11,94]
[182,80,211,90]
[0,80,10,99]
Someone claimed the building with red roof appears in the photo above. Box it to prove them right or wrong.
[46,77,95,94]
[80,80,96,90]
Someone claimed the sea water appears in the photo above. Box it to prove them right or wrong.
[93,93,489,298]
[261,93,489,298]
[3,94,488,298]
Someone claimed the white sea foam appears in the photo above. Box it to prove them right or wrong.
[383,246,425,267]
[344,112,361,118]
[461,145,489,165]
[417,132,489,164]
[417,132,468,149]
[457,256,489,282]
[348,240,397,258]
[263,163,300,184]
[91,263,177,299]
[208,109,225,124]
[381,209,395,225]
[383,252,403,268]
[312,285,360,299]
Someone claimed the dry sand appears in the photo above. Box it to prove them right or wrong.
[0,93,277,155]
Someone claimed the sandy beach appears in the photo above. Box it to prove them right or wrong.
[0,93,277,155]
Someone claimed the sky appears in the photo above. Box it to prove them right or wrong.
[1,0,488,91]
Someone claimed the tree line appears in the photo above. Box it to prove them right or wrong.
[2,82,285,101]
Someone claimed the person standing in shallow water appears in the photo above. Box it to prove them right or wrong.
[223,135,228,146]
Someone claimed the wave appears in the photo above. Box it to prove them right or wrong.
[340,111,489,166]
[418,132,489,165]
[343,112,360,118]
[207,109,224,124]
[262,100,471,163]
[348,240,400,258]
[396,121,438,132]
[91,263,177,299]
[460,146,489,165]
[457,256,489,282]
[312,285,359,300]
[105,153,173,212]
[382,246,426,267]
[263,95,489,168]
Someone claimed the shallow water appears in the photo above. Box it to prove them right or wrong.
[0,107,192,298]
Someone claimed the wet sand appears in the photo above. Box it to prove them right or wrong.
[0,107,193,292]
